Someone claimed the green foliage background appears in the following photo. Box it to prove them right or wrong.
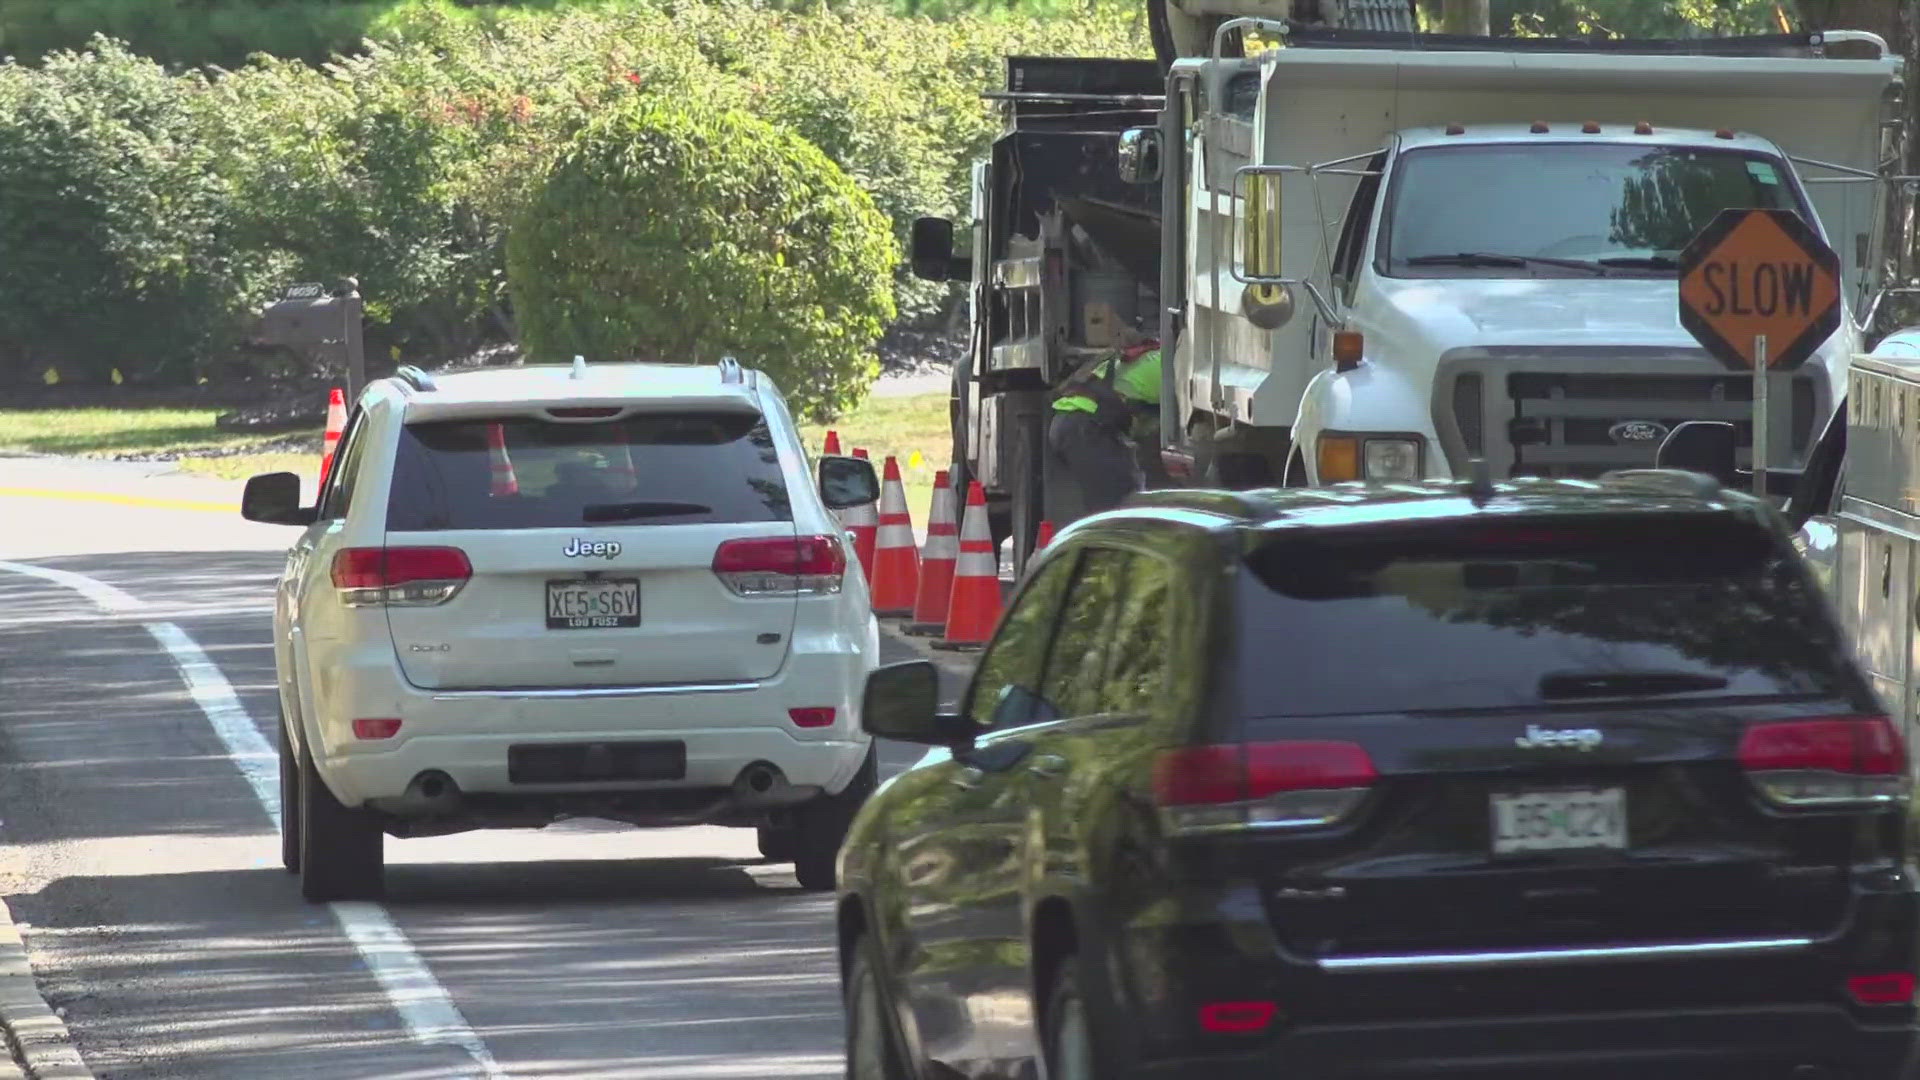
[0,1,1150,392]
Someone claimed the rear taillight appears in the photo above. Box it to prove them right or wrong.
[1737,716,1907,809]
[1848,972,1916,1006]
[789,707,836,728]
[1154,740,1376,835]
[712,535,845,597]
[352,718,402,740]
[331,547,471,607]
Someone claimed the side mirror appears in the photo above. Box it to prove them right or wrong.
[1239,169,1284,283]
[1117,127,1162,185]
[818,454,880,510]
[241,472,316,526]
[861,660,973,748]
[910,217,970,283]
[1655,420,1738,487]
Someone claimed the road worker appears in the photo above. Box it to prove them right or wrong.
[1044,329,1162,526]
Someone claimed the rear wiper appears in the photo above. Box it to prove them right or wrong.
[582,501,713,522]
[1596,255,1680,272]
[1404,252,1609,276]
[1539,670,1730,699]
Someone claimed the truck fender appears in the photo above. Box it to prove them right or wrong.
[1291,361,1444,483]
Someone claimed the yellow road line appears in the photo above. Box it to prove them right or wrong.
[0,487,238,513]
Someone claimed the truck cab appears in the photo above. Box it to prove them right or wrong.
[1159,26,1905,490]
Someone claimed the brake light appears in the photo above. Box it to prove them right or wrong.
[331,547,471,607]
[789,707,836,728]
[352,718,402,740]
[1848,972,1916,1006]
[1199,1001,1277,1034]
[1154,740,1376,834]
[1737,716,1907,808]
[712,535,845,597]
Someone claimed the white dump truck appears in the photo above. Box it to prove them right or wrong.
[1144,21,1907,491]
[918,14,1912,572]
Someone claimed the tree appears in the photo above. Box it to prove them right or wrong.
[506,97,898,421]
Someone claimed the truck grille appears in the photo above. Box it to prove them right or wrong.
[1436,348,1825,480]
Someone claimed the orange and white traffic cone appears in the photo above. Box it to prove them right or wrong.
[1034,519,1056,553]
[936,481,1003,651]
[869,456,920,616]
[824,429,842,455]
[317,387,346,489]
[907,470,958,636]
[844,448,878,580]
[486,421,519,496]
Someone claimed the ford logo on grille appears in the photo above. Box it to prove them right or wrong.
[1608,420,1670,445]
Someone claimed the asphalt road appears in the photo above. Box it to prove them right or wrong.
[0,460,969,1079]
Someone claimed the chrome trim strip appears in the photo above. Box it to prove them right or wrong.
[1317,936,1814,973]
[430,681,760,701]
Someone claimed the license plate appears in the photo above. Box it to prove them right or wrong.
[545,579,640,630]
[1491,788,1626,855]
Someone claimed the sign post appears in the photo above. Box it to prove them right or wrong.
[260,279,367,400]
[1678,209,1842,497]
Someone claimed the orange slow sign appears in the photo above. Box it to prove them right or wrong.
[1677,208,1841,371]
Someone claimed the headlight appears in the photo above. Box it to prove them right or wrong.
[1316,433,1424,483]
[1363,438,1422,481]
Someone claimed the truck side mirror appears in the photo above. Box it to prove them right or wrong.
[1655,421,1739,487]
[1118,128,1162,185]
[1240,169,1284,283]
[910,217,969,283]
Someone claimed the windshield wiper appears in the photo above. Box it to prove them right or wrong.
[582,501,713,522]
[1538,670,1730,700]
[1404,252,1610,276]
[1596,255,1680,272]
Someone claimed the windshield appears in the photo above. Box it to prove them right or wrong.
[1236,515,1853,717]
[1379,143,1806,277]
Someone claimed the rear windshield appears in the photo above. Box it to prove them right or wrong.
[1238,516,1850,717]
[387,412,791,531]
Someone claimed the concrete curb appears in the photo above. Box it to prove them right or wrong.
[0,897,91,1080]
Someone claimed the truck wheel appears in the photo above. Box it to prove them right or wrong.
[757,823,797,863]
[279,713,300,874]
[298,744,384,902]
[794,748,878,891]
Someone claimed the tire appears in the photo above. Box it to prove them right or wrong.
[279,712,300,874]
[298,743,384,902]
[795,748,879,892]
[1042,961,1114,1080]
[758,823,798,863]
[844,932,913,1080]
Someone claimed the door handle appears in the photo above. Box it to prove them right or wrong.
[1027,754,1069,779]
[952,766,985,790]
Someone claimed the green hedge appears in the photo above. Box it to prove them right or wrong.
[509,99,897,418]
[0,2,1150,389]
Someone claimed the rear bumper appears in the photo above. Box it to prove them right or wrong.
[307,646,871,811]
[1128,1006,1916,1079]
[1103,882,1920,1079]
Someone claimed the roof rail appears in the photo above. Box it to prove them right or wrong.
[718,356,745,385]
[1122,489,1265,518]
[394,365,437,392]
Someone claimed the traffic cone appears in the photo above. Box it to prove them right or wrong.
[1034,519,1056,553]
[936,481,1003,651]
[907,470,958,636]
[869,456,920,616]
[844,448,878,580]
[318,387,346,489]
[486,421,519,496]
[824,430,842,455]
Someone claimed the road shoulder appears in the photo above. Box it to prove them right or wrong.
[0,895,91,1079]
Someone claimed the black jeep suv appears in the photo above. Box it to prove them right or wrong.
[837,471,1918,1080]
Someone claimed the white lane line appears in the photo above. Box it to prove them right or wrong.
[0,560,145,614]
[2,562,508,1079]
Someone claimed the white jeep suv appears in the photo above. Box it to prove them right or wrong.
[242,359,882,901]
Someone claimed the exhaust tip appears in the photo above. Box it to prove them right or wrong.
[409,770,457,802]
